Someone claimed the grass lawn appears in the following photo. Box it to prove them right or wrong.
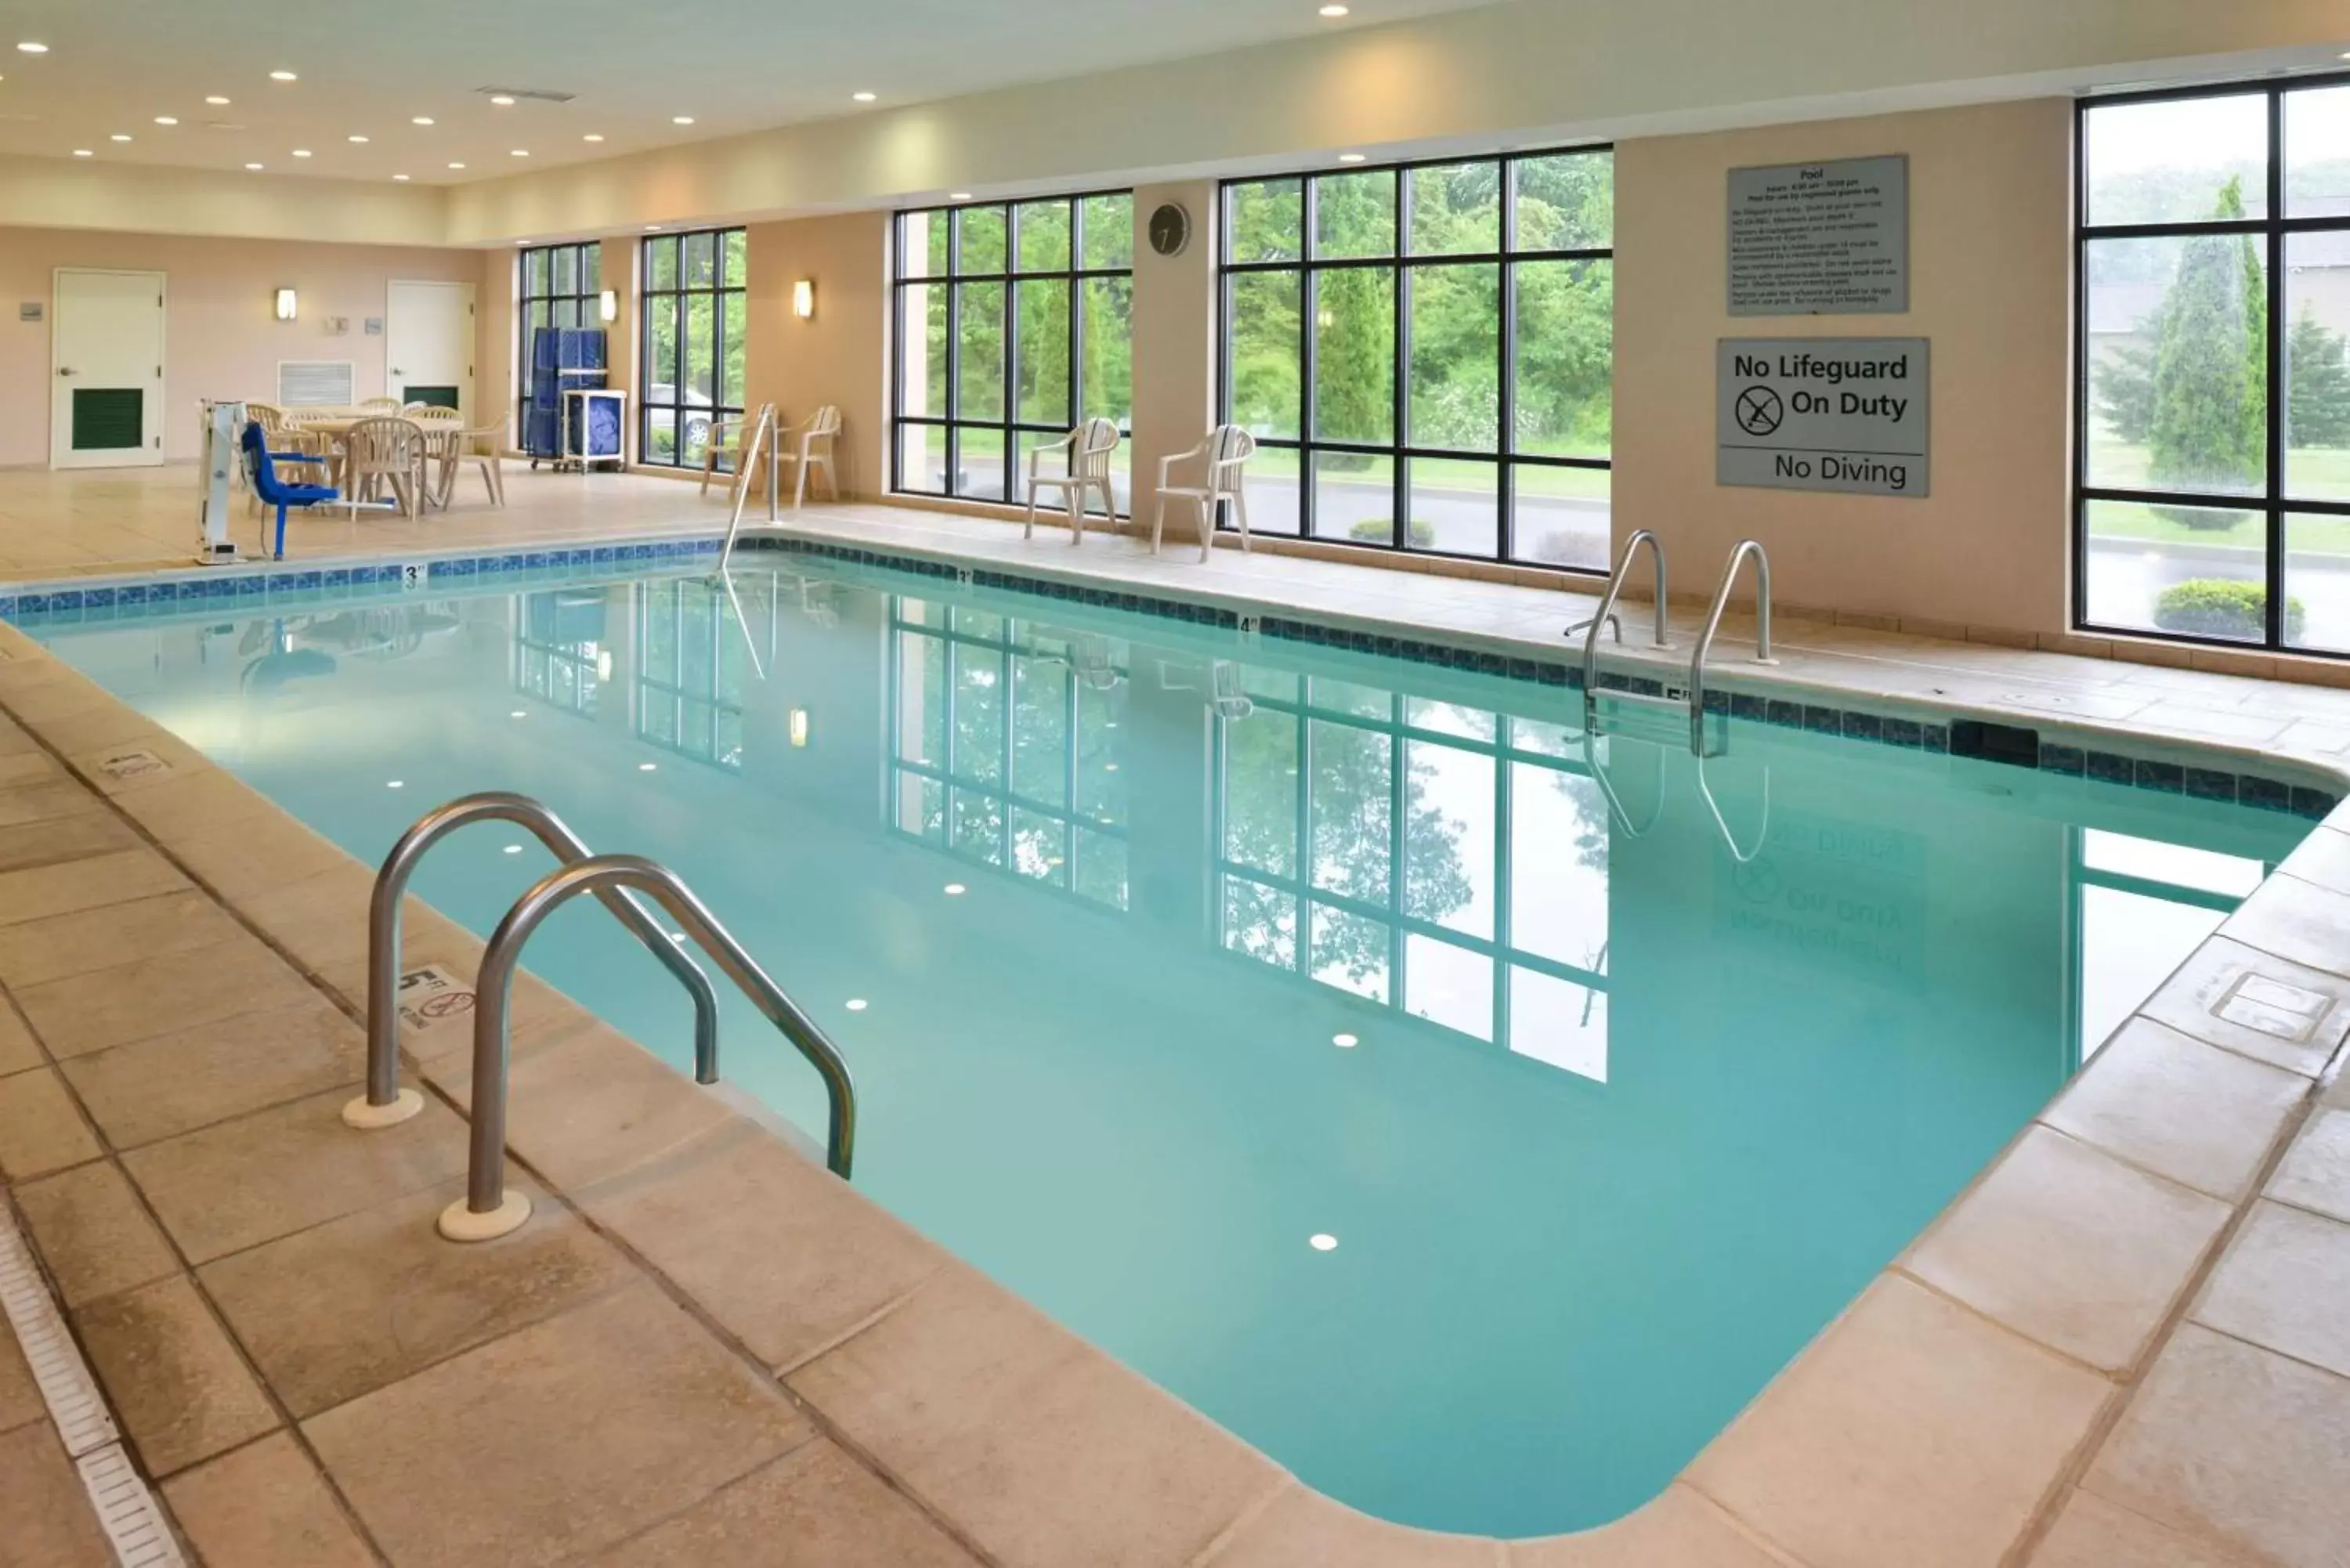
[2088,440,2350,553]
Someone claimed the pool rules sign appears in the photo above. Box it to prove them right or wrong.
[1716,338,1929,498]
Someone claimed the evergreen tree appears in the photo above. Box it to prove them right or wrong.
[2147,175,2266,526]
[2093,339,2157,446]
[2289,305,2350,449]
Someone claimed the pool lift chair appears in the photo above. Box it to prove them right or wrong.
[1574,533,1776,859]
[239,421,343,562]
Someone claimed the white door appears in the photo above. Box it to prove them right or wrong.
[385,280,474,416]
[52,269,165,470]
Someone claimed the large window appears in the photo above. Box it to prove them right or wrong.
[1214,667,1611,1078]
[640,228,747,468]
[2078,81,2350,653]
[891,193,1135,512]
[517,241,600,434]
[1219,150,1614,569]
[888,599,1130,910]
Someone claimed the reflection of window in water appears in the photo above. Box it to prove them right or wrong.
[2072,827,2269,1063]
[1215,666,1611,1080]
[515,591,609,718]
[888,598,1130,910]
[635,577,771,770]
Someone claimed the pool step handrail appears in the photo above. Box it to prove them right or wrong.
[1687,539,1779,754]
[440,854,858,1242]
[1573,530,1671,735]
[345,791,721,1132]
[717,404,783,573]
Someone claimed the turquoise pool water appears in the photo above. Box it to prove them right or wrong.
[27,558,2309,1537]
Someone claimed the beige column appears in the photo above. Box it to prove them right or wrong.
[1129,180,1218,548]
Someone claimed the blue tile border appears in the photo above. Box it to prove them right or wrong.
[0,529,2335,823]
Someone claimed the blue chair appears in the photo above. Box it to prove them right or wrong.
[240,421,338,562]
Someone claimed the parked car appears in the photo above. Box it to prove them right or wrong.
[646,384,714,453]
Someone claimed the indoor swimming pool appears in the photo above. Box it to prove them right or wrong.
[20,552,2316,1537]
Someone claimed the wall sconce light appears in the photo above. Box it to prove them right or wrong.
[598,289,619,323]
[595,649,614,683]
[788,707,811,747]
[792,279,815,320]
[273,287,298,321]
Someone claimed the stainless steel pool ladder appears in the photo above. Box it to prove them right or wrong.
[1572,529,1671,734]
[345,792,857,1243]
[718,404,783,573]
[1687,539,1778,754]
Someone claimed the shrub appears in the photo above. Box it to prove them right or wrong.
[2153,577,2305,641]
[1346,518,1436,547]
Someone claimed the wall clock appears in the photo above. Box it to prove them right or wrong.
[1148,202,1191,258]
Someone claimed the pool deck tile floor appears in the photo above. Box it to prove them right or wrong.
[0,466,2348,1563]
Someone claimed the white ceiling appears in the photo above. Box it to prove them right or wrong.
[0,0,1491,186]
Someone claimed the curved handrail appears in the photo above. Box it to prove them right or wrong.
[1577,529,1669,728]
[1581,728,1665,837]
[1688,538,1777,754]
[353,793,720,1122]
[1696,753,1772,864]
[451,854,856,1233]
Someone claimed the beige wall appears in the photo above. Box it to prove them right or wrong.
[0,226,489,466]
[1613,99,2074,633]
[442,0,2350,246]
[743,212,889,497]
[1129,181,1219,550]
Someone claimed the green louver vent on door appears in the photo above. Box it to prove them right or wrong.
[403,385,461,410]
[70,388,143,451]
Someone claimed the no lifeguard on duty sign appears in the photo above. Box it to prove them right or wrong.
[1716,338,1929,498]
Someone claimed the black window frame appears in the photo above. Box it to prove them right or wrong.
[1216,146,1615,571]
[516,240,601,437]
[634,575,768,771]
[638,227,747,469]
[889,190,1136,515]
[2073,77,2350,653]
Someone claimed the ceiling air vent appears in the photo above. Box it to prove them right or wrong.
[475,86,577,104]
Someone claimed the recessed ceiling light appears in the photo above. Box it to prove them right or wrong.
[154,115,177,126]
[244,161,263,170]
[637,761,656,771]
[510,148,529,157]
[1309,1233,1339,1250]
[851,91,877,103]
[391,172,407,181]
[110,132,130,142]
[1332,1032,1359,1048]
[583,132,603,142]
[291,148,311,157]
[386,780,403,789]
[269,69,296,81]
[449,161,465,169]
[1337,152,1365,163]
[205,95,230,105]
[844,998,869,1011]
[1319,3,1350,14]
[671,114,694,125]
[944,883,966,895]
[411,115,434,125]
[508,710,526,719]
[502,844,522,855]
[16,42,49,54]
[71,148,91,157]
[489,94,515,106]
[348,133,368,143]
[949,192,971,200]
[644,223,662,231]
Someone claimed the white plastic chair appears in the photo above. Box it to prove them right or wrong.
[700,403,776,507]
[1152,425,1256,562]
[1023,418,1121,544]
[342,417,422,519]
[776,406,842,508]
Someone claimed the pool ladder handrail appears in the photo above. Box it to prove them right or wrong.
[1572,529,1670,732]
[443,854,857,1241]
[1687,538,1779,755]
[718,404,783,573]
[345,791,720,1133]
